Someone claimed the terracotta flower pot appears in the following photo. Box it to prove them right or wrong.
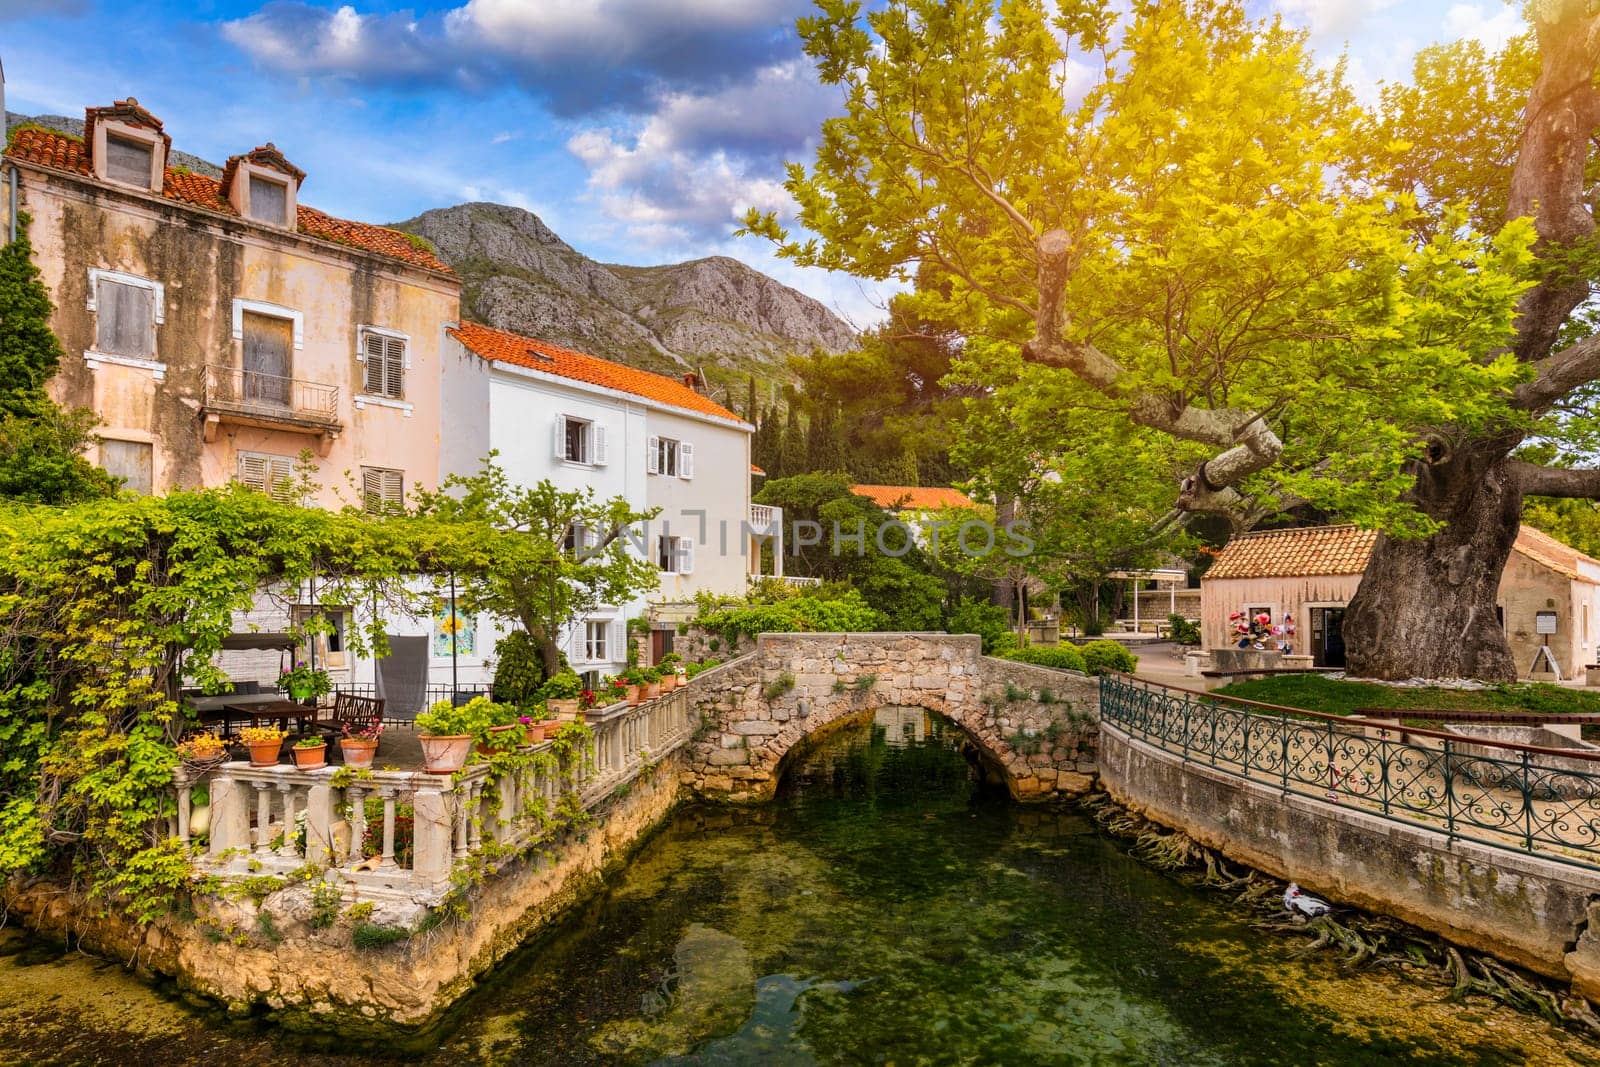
[292,744,327,770]
[340,738,378,769]
[246,739,282,767]
[549,698,581,717]
[659,674,678,692]
[644,681,662,700]
[476,723,521,755]
[419,734,472,774]
[624,684,641,705]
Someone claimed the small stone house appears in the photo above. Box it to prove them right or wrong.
[1201,524,1600,679]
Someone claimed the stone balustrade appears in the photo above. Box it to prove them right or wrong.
[188,687,697,902]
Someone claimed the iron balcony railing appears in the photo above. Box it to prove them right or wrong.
[1098,674,1600,871]
[204,364,341,426]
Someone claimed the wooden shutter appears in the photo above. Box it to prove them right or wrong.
[553,415,568,460]
[248,174,288,226]
[681,537,695,574]
[104,134,153,188]
[592,424,608,466]
[96,279,152,359]
[680,441,694,480]
[238,453,294,501]
[242,313,292,406]
[362,332,406,399]
[610,619,626,664]
[646,435,660,474]
[362,467,403,514]
[101,440,152,495]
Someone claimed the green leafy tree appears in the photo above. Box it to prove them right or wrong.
[416,457,660,680]
[744,0,1582,681]
[0,217,116,503]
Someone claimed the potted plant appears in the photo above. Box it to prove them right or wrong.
[518,707,558,745]
[339,720,382,769]
[611,672,641,706]
[176,732,228,774]
[658,653,683,692]
[581,686,602,712]
[292,736,328,770]
[639,667,662,701]
[475,699,521,755]
[239,726,286,767]
[538,670,585,716]
[415,701,476,774]
[278,662,332,702]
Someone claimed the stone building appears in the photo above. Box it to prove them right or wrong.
[1201,523,1600,678]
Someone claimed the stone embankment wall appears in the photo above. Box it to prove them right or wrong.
[679,632,1101,802]
[12,753,686,1038]
[1098,725,1600,999]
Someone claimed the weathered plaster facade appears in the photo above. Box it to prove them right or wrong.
[679,633,1101,802]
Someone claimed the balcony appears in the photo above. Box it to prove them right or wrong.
[202,364,343,452]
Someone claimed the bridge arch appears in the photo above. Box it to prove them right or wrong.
[680,632,1101,803]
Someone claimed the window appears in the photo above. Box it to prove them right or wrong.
[646,435,695,479]
[553,415,607,466]
[248,174,288,226]
[101,440,152,495]
[361,466,404,514]
[93,276,155,359]
[104,133,154,188]
[241,311,294,406]
[360,330,407,400]
[237,452,296,501]
[584,620,609,662]
[657,534,693,574]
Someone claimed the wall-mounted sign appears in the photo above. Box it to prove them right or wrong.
[1536,610,1558,635]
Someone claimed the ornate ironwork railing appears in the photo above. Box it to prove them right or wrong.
[1099,674,1600,871]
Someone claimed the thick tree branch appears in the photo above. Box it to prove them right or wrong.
[1506,1,1600,363]
[1021,227,1285,521]
[1515,332,1600,410]
[1513,458,1600,498]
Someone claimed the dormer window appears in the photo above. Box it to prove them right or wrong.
[104,134,154,188]
[222,144,304,230]
[85,98,169,193]
[248,174,288,226]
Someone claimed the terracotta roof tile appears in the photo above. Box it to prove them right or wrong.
[452,321,748,425]
[852,484,976,510]
[5,126,449,274]
[1206,523,1600,582]
[751,464,766,475]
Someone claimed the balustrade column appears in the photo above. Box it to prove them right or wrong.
[467,781,484,852]
[176,778,192,845]
[379,790,398,868]
[253,782,273,854]
[346,786,367,866]
[277,783,299,859]
[207,776,250,856]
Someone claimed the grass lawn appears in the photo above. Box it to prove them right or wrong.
[1215,673,1600,719]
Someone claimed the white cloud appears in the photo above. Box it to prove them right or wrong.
[1443,3,1525,51]
[1275,0,1398,39]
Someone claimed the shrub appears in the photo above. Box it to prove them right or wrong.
[492,630,545,705]
[763,671,797,700]
[1168,614,1202,646]
[696,589,886,645]
[1003,644,1087,673]
[945,596,1014,654]
[1081,640,1138,676]
[684,657,722,679]
[537,669,583,702]
[352,922,411,950]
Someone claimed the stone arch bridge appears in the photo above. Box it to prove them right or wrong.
[679,632,1102,802]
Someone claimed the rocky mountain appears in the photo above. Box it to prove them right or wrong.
[392,202,856,391]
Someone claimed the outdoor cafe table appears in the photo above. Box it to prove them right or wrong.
[224,699,320,735]
[187,693,317,736]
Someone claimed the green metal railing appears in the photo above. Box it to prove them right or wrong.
[1099,674,1600,871]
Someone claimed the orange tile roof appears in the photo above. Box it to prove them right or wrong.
[852,484,976,510]
[751,464,766,475]
[452,321,748,425]
[1205,523,1600,582]
[5,125,450,275]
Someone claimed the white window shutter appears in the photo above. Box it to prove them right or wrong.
[610,619,626,663]
[682,537,695,574]
[646,435,659,474]
[680,442,694,480]
[593,424,608,466]
[553,415,568,460]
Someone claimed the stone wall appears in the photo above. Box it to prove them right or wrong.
[10,751,687,1038]
[1098,725,1600,998]
[679,633,1101,803]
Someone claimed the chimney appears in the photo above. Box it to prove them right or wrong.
[682,372,699,392]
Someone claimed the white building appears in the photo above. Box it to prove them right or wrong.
[452,322,757,685]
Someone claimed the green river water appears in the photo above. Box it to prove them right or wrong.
[1,708,1597,1065]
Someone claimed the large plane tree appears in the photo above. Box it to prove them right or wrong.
[744,0,1600,680]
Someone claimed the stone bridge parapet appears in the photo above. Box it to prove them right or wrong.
[679,632,1101,802]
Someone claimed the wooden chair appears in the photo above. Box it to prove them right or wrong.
[318,693,385,740]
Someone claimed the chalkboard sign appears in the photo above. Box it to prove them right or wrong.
[1536,611,1558,635]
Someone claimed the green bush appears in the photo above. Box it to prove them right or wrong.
[696,589,886,644]
[1081,640,1138,676]
[1168,614,1202,646]
[352,923,411,950]
[1004,644,1087,673]
[945,596,1014,654]
[537,669,583,701]
[492,630,545,705]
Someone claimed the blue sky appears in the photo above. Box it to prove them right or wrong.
[0,0,1527,328]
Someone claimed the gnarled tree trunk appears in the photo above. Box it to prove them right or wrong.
[1343,445,1523,681]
